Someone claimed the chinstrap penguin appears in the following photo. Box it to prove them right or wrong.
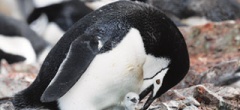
[28,0,93,31]
[27,0,93,46]
[12,1,189,110]
[140,0,240,25]
[0,14,50,64]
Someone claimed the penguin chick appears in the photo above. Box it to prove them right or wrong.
[104,92,139,110]
[124,92,139,110]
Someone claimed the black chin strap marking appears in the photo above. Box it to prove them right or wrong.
[143,67,168,80]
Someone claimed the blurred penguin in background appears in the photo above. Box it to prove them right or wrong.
[0,0,25,21]
[0,14,50,64]
[28,0,93,31]
[137,0,240,26]
[28,0,94,45]
[84,0,119,10]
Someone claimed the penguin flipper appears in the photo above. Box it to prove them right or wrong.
[41,35,99,102]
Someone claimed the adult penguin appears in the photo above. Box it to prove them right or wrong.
[0,14,49,64]
[12,1,189,110]
[27,0,93,31]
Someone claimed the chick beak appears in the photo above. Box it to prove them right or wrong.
[130,98,138,103]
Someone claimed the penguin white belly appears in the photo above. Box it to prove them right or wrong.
[58,28,146,110]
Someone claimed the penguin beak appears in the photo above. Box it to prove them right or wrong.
[139,85,157,110]
[139,84,160,110]
[139,85,153,100]
[139,68,169,109]
[141,92,156,110]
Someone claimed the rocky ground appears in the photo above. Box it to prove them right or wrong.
[1,20,240,110]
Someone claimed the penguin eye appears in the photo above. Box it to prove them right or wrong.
[156,79,161,85]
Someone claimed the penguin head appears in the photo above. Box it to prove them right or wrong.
[138,35,189,109]
[139,55,172,109]
[124,92,139,110]
[140,56,170,96]
[131,6,190,109]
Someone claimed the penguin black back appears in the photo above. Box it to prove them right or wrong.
[13,1,189,109]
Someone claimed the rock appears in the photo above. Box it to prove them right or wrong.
[0,97,14,110]
[148,103,169,110]
[182,97,200,107]
[183,104,199,110]
[0,101,14,110]
[193,85,224,106]
[0,60,37,98]
[155,83,240,110]
[216,75,240,87]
